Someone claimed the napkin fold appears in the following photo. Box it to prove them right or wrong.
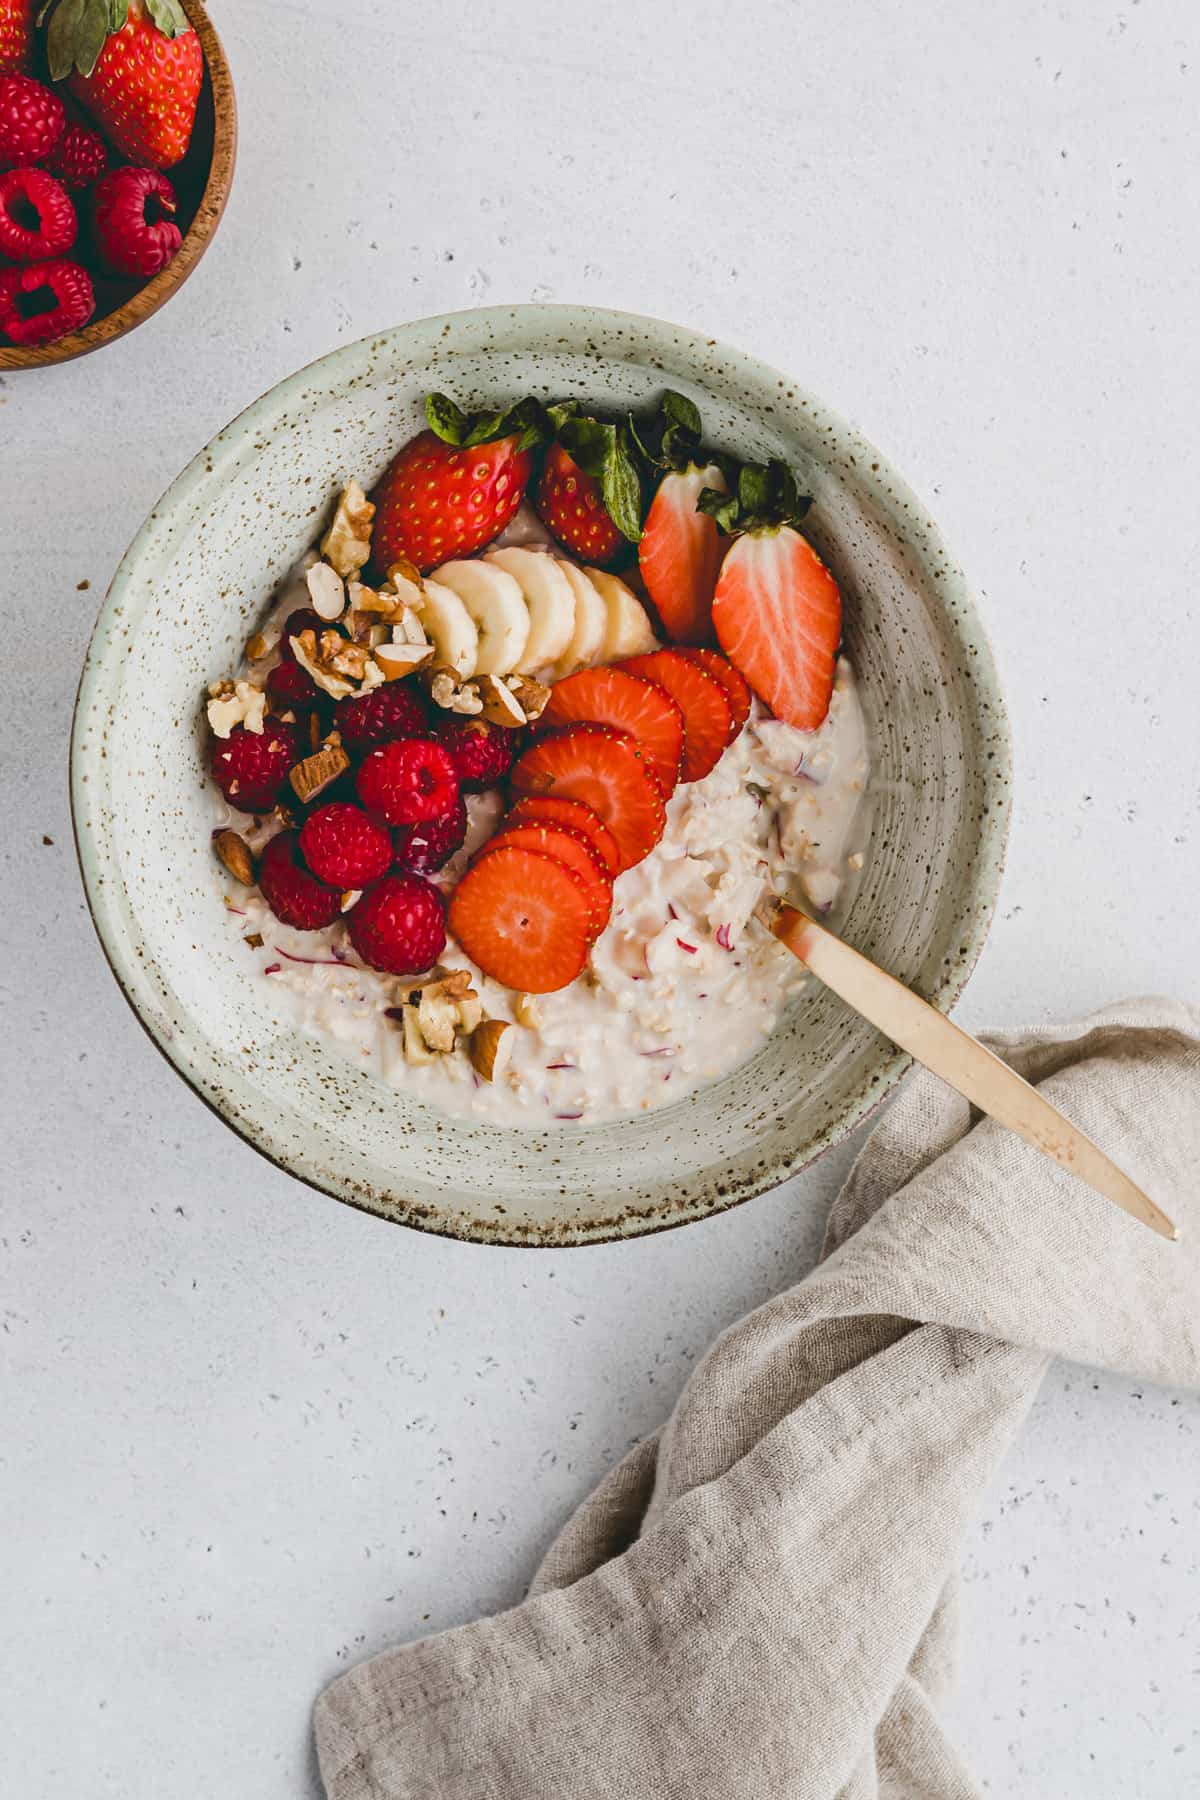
[315,1000,1200,1800]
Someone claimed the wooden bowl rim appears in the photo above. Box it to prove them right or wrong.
[0,0,236,372]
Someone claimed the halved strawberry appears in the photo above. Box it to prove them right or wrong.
[617,650,733,784]
[700,458,841,731]
[675,648,752,742]
[509,725,666,872]
[482,822,612,938]
[507,793,621,881]
[539,666,684,795]
[534,403,643,567]
[448,846,594,994]
[372,394,543,573]
[638,463,729,645]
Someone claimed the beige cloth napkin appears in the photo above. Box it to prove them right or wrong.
[315,1000,1200,1799]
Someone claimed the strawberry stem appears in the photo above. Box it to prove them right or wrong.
[696,458,812,536]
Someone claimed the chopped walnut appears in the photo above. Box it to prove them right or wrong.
[290,628,386,699]
[245,630,274,662]
[424,665,483,716]
[393,971,484,1062]
[513,993,541,1030]
[320,480,375,578]
[207,679,268,739]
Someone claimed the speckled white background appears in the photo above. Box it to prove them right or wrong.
[2,1,1199,1793]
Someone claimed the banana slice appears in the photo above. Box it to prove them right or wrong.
[586,567,658,662]
[435,559,530,676]
[553,560,609,677]
[485,546,577,674]
[419,577,479,678]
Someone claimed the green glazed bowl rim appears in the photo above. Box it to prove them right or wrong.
[70,304,1012,1246]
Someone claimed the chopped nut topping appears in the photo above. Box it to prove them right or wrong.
[340,889,362,912]
[243,932,264,949]
[207,679,268,739]
[424,665,483,715]
[469,1018,514,1081]
[375,640,435,680]
[289,744,351,804]
[306,560,347,623]
[401,1005,436,1065]
[290,628,385,699]
[476,673,527,728]
[320,480,375,578]
[245,631,273,662]
[513,993,541,1030]
[505,673,551,722]
[213,828,255,885]
[393,971,484,1063]
[273,800,298,830]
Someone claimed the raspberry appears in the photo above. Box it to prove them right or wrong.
[356,738,459,827]
[0,168,75,262]
[209,716,299,814]
[0,76,64,169]
[347,873,446,976]
[278,608,325,659]
[431,715,518,789]
[0,257,93,345]
[93,165,181,278]
[258,831,342,932]
[334,681,427,752]
[392,792,468,874]
[44,122,109,193]
[299,803,392,889]
[265,658,320,711]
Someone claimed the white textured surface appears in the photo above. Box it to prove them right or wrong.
[1,0,1198,1793]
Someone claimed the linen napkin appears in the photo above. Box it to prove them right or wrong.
[315,999,1200,1800]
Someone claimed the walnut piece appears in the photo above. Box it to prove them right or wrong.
[290,628,386,700]
[513,993,541,1030]
[424,665,483,716]
[320,480,375,578]
[207,679,268,739]
[213,828,255,885]
[394,972,484,1063]
[289,744,351,804]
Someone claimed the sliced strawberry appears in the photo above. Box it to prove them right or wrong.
[507,794,621,881]
[638,463,728,646]
[482,822,612,938]
[675,648,752,742]
[539,666,684,795]
[711,526,841,731]
[448,846,594,994]
[617,650,733,783]
[509,725,666,872]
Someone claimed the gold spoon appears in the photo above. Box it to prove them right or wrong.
[757,897,1178,1241]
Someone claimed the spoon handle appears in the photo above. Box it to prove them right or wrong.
[765,901,1177,1241]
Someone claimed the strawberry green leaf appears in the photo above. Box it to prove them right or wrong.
[696,488,742,534]
[143,0,190,35]
[545,400,581,434]
[602,424,643,544]
[660,389,702,438]
[495,396,547,454]
[425,394,470,445]
[738,464,772,516]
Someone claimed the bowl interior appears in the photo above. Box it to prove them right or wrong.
[72,306,1010,1244]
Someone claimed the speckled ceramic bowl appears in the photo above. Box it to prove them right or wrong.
[72,305,1011,1246]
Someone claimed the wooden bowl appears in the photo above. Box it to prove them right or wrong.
[0,0,236,371]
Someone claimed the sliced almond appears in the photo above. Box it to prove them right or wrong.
[214,829,255,885]
[469,1018,514,1082]
[340,889,362,912]
[376,640,435,680]
[394,608,430,647]
[476,673,527,728]
[307,560,347,623]
[289,744,350,804]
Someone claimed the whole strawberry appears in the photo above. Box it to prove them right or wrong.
[534,401,643,567]
[371,393,544,574]
[0,2,36,77]
[0,255,92,343]
[0,73,64,167]
[44,0,202,169]
[93,165,181,276]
